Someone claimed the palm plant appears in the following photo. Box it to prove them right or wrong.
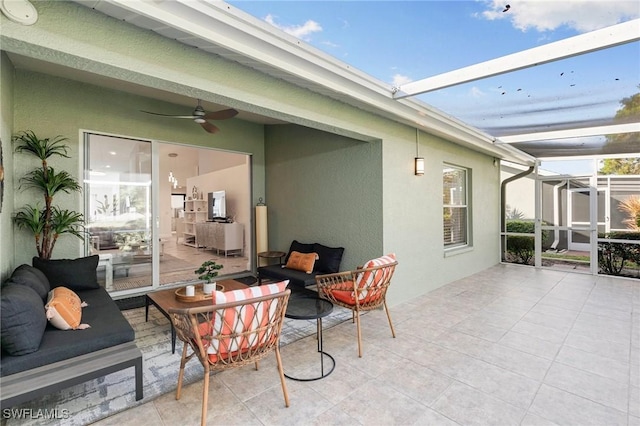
[619,195,640,231]
[13,130,85,259]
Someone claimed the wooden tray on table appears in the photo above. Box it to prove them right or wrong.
[175,283,225,303]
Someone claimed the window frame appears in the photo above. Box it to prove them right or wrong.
[443,163,471,252]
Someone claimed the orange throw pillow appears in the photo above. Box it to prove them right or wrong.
[284,251,318,274]
[45,287,90,330]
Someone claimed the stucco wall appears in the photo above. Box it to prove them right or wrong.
[265,124,383,273]
[10,70,265,266]
[266,124,502,307]
[0,51,15,280]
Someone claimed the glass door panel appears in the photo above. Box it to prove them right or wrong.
[85,134,154,293]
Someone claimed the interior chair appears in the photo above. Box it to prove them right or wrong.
[170,282,291,426]
[316,254,397,357]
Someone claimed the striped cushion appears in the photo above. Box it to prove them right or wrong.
[354,253,396,300]
[202,281,288,363]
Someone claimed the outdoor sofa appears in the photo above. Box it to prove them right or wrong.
[257,240,344,288]
[0,257,142,408]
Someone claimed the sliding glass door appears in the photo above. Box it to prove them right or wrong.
[84,133,156,294]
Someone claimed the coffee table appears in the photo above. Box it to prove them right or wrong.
[283,294,335,381]
[145,279,248,353]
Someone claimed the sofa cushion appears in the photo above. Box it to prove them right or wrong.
[45,287,90,330]
[258,264,318,288]
[313,243,344,273]
[284,240,315,263]
[0,284,47,356]
[0,287,135,377]
[33,255,100,291]
[285,251,318,274]
[5,264,51,301]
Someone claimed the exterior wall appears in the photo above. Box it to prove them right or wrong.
[11,70,265,266]
[266,124,502,307]
[0,51,15,280]
[264,125,383,274]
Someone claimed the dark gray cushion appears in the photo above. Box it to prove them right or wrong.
[0,284,47,356]
[1,287,135,376]
[33,255,99,291]
[258,264,318,288]
[5,264,51,301]
[313,243,344,273]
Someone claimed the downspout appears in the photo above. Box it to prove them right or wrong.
[501,166,535,261]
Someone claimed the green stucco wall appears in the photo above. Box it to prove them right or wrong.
[264,125,383,271]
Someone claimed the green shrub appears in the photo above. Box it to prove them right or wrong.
[505,220,550,265]
[598,231,640,276]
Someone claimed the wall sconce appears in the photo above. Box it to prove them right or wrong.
[415,157,425,176]
[414,128,424,176]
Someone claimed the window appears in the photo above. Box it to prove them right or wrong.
[443,164,469,248]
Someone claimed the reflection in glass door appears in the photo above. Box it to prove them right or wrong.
[84,134,155,294]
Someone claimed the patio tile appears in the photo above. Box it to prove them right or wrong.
[564,331,630,363]
[555,345,630,384]
[520,310,574,332]
[309,406,361,426]
[520,413,560,426]
[498,331,561,360]
[538,295,586,311]
[631,415,640,426]
[332,378,433,425]
[453,317,509,342]
[477,343,552,381]
[377,360,453,406]
[510,319,569,344]
[432,330,494,357]
[631,386,640,417]
[570,312,632,344]
[445,357,541,409]
[543,362,629,412]
[91,400,163,425]
[431,381,525,426]
[529,384,627,426]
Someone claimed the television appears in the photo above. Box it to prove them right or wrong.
[207,191,226,220]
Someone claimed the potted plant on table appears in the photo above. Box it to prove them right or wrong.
[195,260,223,294]
[12,130,84,259]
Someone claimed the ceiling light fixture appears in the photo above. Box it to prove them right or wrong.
[168,153,178,189]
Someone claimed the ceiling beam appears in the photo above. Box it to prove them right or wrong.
[494,123,640,144]
[393,19,640,99]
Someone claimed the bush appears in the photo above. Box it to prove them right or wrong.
[598,231,640,276]
[505,220,550,265]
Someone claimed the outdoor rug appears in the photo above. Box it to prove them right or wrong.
[1,297,353,426]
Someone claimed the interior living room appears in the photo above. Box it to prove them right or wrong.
[86,136,251,293]
[0,2,638,426]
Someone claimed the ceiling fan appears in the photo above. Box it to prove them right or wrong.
[141,99,238,134]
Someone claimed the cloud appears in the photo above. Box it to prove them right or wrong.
[392,74,413,87]
[264,14,322,40]
[470,86,485,98]
[480,0,639,33]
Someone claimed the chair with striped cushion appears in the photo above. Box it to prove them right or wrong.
[316,254,398,357]
[170,281,291,426]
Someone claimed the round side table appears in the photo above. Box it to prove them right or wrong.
[258,250,287,266]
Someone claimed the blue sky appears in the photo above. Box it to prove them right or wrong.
[229,0,639,142]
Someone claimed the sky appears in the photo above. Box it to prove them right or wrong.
[228,0,640,162]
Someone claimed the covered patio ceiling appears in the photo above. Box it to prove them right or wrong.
[8,1,639,163]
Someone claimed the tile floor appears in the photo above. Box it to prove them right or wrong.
[93,264,639,425]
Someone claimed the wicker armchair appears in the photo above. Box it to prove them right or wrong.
[170,284,291,426]
[316,255,398,357]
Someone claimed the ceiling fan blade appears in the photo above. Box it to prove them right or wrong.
[200,121,220,133]
[203,109,238,120]
[140,110,195,119]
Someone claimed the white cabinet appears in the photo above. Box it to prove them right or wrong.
[183,199,207,247]
[195,222,244,256]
